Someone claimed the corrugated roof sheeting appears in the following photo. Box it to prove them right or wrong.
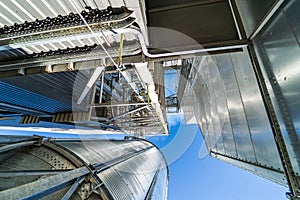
[0,48,27,62]
[0,81,72,114]
[0,69,95,114]
[0,0,146,59]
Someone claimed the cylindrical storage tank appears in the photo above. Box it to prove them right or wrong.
[0,135,169,200]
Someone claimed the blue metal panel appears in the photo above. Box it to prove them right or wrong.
[0,81,72,114]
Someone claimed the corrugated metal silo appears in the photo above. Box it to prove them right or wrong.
[0,135,168,200]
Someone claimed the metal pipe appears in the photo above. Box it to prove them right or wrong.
[115,27,248,58]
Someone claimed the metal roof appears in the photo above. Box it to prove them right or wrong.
[0,0,147,60]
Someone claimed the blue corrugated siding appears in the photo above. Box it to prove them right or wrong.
[0,81,72,114]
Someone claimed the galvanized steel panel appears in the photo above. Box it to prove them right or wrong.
[97,147,163,200]
[215,53,256,162]
[207,56,226,154]
[54,140,151,165]
[254,0,300,174]
[206,56,237,157]
[234,0,278,37]
[194,73,211,151]
[180,47,286,184]
[230,49,283,170]
[146,166,168,200]
[55,139,168,200]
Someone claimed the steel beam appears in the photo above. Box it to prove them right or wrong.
[0,167,91,200]
[89,102,147,108]
[0,169,71,177]
[61,176,86,200]
[228,0,242,40]
[110,105,148,121]
[77,66,104,104]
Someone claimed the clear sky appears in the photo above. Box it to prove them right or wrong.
[147,115,288,200]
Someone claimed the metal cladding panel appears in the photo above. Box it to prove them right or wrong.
[180,48,285,185]
[229,50,282,169]
[207,56,227,154]
[193,73,212,152]
[254,0,300,175]
[146,165,168,200]
[54,140,151,165]
[215,53,256,162]
[97,147,164,200]
[0,48,27,62]
[0,81,72,114]
[0,70,93,113]
[207,56,236,157]
[234,0,278,37]
[148,0,239,45]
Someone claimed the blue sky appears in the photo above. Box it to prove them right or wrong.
[148,115,287,200]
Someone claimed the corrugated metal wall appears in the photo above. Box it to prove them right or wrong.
[0,137,169,199]
[0,70,92,114]
[54,139,169,200]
